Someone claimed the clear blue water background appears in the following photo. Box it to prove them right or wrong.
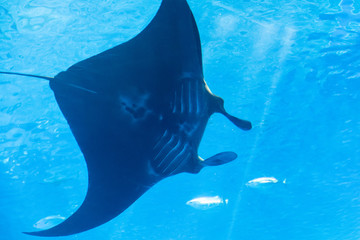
[0,0,359,239]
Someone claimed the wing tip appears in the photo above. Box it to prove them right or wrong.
[23,231,49,237]
[22,228,71,237]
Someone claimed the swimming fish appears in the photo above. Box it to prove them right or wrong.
[246,177,286,188]
[33,215,66,230]
[186,196,228,210]
[1,0,251,236]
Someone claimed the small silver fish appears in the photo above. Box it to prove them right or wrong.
[186,196,228,210]
[33,215,65,230]
[246,177,286,188]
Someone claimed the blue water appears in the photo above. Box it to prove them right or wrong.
[1,0,359,239]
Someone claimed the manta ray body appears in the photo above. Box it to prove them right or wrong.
[0,0,251,236]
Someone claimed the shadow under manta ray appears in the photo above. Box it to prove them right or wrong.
[0,0,251,237]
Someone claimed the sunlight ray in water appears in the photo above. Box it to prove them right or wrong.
[226,24,295,240]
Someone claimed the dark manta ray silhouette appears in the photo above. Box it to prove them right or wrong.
[0,0,251,237]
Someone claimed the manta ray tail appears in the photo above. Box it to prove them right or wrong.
[0,71,97,94]
[0,71,53,81]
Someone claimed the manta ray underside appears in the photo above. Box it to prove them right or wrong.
[1,0,251,236]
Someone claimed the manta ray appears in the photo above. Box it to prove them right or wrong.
[0,0,251,236]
